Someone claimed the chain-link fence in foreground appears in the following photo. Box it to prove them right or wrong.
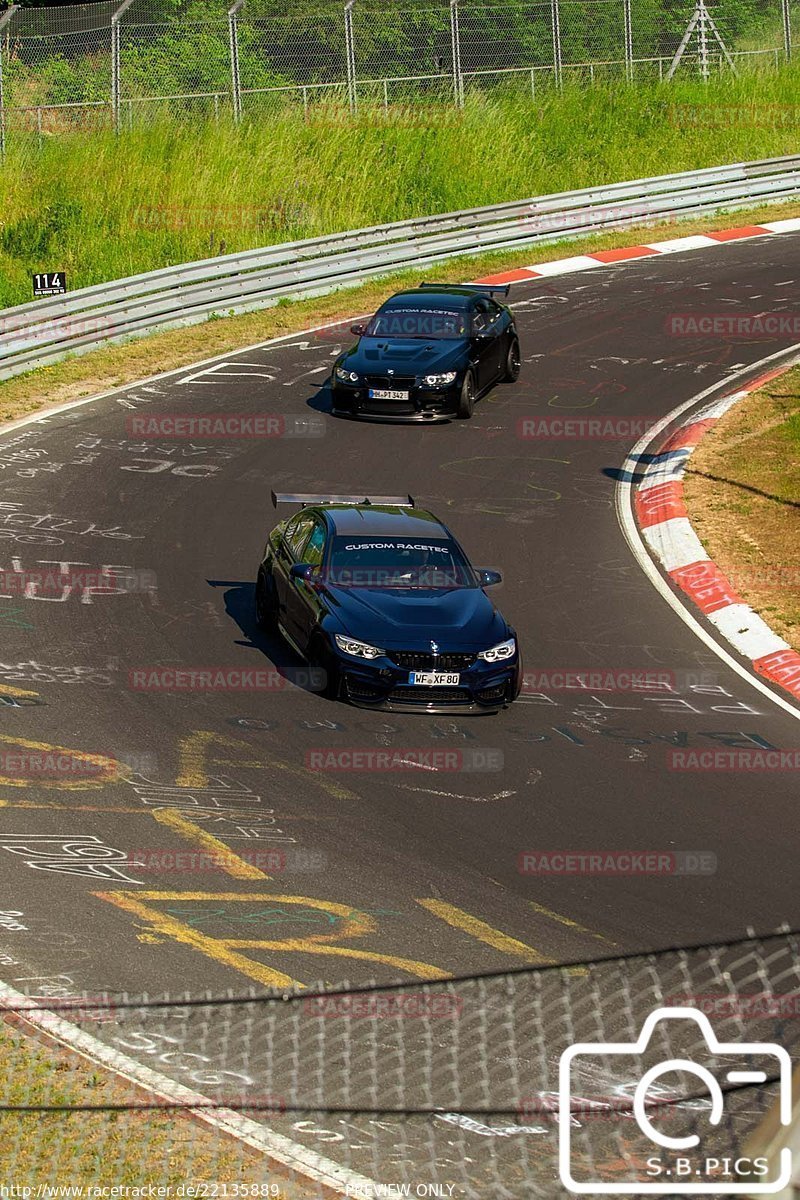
[0,0,798,147]
[1,930,799,1196]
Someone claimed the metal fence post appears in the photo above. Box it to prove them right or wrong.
[781,0,792,59]
[698,0,709,79]
[344,0,357,114]
[111,0,134,133]
[228,0,245,122]
[623,0,633,80]
[450,0,464,108]
[0,5,19,160]
[551,0,562,86]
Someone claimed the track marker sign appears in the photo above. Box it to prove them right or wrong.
[32,272,66,298]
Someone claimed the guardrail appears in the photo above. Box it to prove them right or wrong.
[1,153,799,382]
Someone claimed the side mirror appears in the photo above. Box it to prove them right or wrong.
[350,323,366,337]
[290,563,315,582]
[477,568,502,587]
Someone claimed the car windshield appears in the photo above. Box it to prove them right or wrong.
[326,536,476,589]
[364,305,468,340]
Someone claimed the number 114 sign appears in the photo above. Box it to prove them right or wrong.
[32,272,67,297]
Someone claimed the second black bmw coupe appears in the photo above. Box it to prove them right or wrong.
[330,282,521,422]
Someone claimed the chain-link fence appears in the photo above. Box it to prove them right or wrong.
[1,930,799,1195]
[0,0,796,149]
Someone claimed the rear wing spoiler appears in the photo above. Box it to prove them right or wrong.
[271,492,415,509]
[418,281,511,298]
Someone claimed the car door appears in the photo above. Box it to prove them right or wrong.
[274,511,315,630]
[285,515,328,651]
[470,300,501,390]
[482,298,507,383]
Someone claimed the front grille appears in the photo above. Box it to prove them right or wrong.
[391,651,476,672]
[390,686,471,705]
[364,375,416,389]
[345,678,385,701]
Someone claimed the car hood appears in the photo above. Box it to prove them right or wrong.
[341,339,465,375]
[322,585,510,650]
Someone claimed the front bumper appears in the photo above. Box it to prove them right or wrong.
[331,378,460,423]
[333,647,522,714]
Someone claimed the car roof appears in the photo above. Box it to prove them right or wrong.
[307,505,452,538]
[380,288,478,312]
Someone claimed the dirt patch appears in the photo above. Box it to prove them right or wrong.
[683,365,800,649]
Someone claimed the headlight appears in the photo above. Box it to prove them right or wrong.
[334,634,384,660]
[422,371,457,387]
[335,366,360,383]
[478,637,516,663]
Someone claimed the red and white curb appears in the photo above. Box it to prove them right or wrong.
[476,216,800,284]
[633,364,800,707]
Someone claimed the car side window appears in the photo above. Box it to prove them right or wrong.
[285,513,315,559]
[472,301,490,335]
[302,519,327,567]
[485,299,503,324]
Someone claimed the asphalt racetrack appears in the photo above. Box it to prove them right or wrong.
[1,233,799,1196]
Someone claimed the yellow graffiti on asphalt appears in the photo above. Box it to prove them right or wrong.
[0,682,40,699]
[176,730,358,801]
[95,890,449,987]
[0,733,119,790]
[153,808,271,881]
[417,899,554,964]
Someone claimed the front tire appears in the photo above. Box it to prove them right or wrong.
[457,371,476,419]
[254,569,278,631]
[309,632,341,700]
[504,336,521,382]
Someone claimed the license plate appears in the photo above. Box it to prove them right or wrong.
[409,672,460,687]
[368,388,409,400]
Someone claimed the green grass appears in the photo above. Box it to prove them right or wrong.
[0,1019,280,1186]
[1,65,800,308]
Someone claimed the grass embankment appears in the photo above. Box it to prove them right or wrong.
[0,1017,289,1191]
[684,368,800,649]
[2,66,800,307]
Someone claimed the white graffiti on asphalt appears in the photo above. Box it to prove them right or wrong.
[0,501,142,542]
[0,835,143,883]
[127,774,297,843]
